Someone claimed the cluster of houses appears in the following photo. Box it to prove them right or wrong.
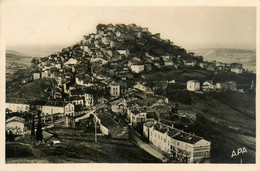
[6,100,128,139]
[192,60,244,74]
[122,85,169,128]
[29,24,246,107]
[111,82,210,163]
[187,80,238,92]
[8,24,255,163]
[80,23,186,74]
[25,24,196,118]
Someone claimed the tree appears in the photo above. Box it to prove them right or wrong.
[31,114,35,140]
[36,110,43,142]
[28,101,42,140]
[31,58,39,65]
[31,58,36,64]
[6,131,9,141]
[9,130,14,142]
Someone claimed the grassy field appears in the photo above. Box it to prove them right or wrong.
[142,69,213,84]
[6,127,161,163]
[6,77,57,100]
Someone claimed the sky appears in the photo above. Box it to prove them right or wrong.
[2,4,256,56]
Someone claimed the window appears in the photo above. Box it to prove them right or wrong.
[193,152,206,157]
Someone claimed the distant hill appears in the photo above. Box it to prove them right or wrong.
[6,50,34,75]
[191,48,256,73]
[6,50,27,56]
[6,50,33,61]
[7,44,68,57]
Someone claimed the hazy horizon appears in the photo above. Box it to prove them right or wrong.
[6,43,256,58]
[4,5,256,57]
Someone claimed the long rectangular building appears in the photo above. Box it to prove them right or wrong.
[6,103,64,115]
[6,103,29,113]
[143,121,211,163]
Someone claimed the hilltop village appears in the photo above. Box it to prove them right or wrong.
[6,24,256,163]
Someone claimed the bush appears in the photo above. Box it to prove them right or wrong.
[6,144,34,158]
[213,72,256,85]
[166,90,192,105]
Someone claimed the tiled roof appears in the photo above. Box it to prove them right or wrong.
[152,122,206,144]
[172,132,202,144]
[167,128,180,137]
[143,120,155,127]
[42,131,54,141]
[154,123,168,133]
[95,110,118,129]
[95,110,113,120]
[100,117,118,128]
[187,80,200,83]
[6,116,25,124]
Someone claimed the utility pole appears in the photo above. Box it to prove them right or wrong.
[94,116,97,142]
[43,111,46,124]
[51,107,54,124]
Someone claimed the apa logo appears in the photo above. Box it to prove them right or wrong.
[231,147,247,158]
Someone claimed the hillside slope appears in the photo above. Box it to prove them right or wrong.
[5,24,256,163]
[163,91,255,163]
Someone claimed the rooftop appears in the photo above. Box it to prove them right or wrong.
[187,80,200,83]
[6,116,25,124]
[154,123,168,134]
[172,131,203,144]
[143,120,155,127]
[42,131,54,141]
[152,122,206,144]
[100,117,118,128]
